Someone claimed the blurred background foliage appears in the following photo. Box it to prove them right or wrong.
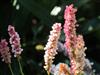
[0,0,100,75]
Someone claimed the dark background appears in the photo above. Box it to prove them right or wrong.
[0,0,100,75]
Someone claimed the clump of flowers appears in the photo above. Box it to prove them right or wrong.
[44,23,62,74]
[44,4,94,75]
[8,25,24,75]
[0,39,11,64]
[51,63,71,75]
[63,4,93,75]
[64,4,85,74]
[0,25,24,75]
[8,25,23,57]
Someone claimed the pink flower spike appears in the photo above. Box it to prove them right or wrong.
[64,4,77,56]
[8,25,23,57]
[44,23,62,73]
[63,4,92,74]
[0,39,11,64]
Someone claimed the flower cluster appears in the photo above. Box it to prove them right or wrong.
[64,4,77,57]
[8,25,23,57]
[0,39,11,63]
[44,4,94,75]
[44,23,62,72]
[0,25,24,75]
[51,63,70,75]
[63,4,92,74]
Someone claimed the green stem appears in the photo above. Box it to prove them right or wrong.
[8,64,14,75]
[17,57,24,75]
[47,71,50,75]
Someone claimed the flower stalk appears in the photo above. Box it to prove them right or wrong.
[17,57,24,75]
[63,4,93,75]
[44,23,62,74]
[8,64,14,75]
[8,25,24,75]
